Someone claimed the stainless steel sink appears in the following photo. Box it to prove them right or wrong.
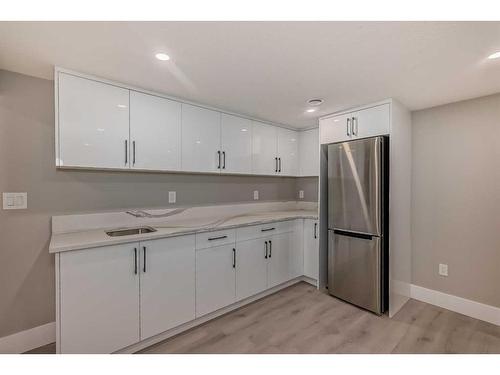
[106,226,157,237]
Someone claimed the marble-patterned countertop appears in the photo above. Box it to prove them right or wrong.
[49,209,318,253]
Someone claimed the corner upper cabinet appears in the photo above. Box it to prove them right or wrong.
[129,91,181,171]
[181,104,222,173]
[252,121,278,175]
[57,72,130,168]
[277,128,299,176]
[220,114,252,174]
[299,128,319,177]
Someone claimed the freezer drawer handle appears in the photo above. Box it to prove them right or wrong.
[333,229,373,240]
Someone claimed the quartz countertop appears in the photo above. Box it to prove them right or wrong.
[49,209,318,253]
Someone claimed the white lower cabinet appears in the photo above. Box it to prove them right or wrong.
[139,236,195,340]
[303,219,319,280]
[59,243,140,354]
[267,232,292,288]
[195,244,236,317]
[57,218,310,353]
[235,238,268,301]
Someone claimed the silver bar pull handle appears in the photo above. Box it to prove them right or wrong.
[347,118,351,136]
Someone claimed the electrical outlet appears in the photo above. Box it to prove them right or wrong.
[253,190,259,200]
[168,191,176,204]
[299,190,304,199]
[439,263,448,277]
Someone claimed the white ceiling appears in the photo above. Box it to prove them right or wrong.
[1,21,500,128]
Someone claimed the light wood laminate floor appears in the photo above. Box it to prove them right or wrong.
[26,282,500,354]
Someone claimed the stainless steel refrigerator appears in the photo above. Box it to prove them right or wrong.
[327,136,388,315]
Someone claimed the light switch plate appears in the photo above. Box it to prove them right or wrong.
[253,190,259,200]
[168,191,176,204]
[3,192,27,210]
[299,190,304,199]
[439,263,448,277]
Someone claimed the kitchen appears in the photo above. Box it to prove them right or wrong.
[1,10,500,374]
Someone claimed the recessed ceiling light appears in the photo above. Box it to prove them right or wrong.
[306,108,317,113]
[487,51,500,59]
[307,99,324,107]
[155,52,170,61]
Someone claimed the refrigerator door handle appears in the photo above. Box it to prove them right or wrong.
[333,229,374,241]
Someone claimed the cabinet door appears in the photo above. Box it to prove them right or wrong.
[196,244,236,317]
[220,114,252,174]
[58,72,130,169]
[130,91,181,171]
[353,104,390,139]
[303,219,319,280]
[139,236,195,340]
[289,219,304,278]
[235,239,268,301]
[299,128,319,176]
[181,104,221,173]
[319,112,353,144]
[277,128,299,176]
[59,243,140,353]
[267,233,292,288]
[252,121,278,175]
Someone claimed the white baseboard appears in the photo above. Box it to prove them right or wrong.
[0,322,55,354]
[410,284,500,327]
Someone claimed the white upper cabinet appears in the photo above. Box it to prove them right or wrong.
[252,121,278,175]
[320,104,390,144]
[130,91,181,171]
[354,104,390,139]
[56,70,309,176]
[299,128,319,177]
[277,128,299,176]
[220,114,252,174]
[181,104,222,173]
[319,112,352,144]
[57,72,130,168]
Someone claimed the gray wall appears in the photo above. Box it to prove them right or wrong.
[0,69,305,338]
[412,93,500,308]
[296,177,318,202]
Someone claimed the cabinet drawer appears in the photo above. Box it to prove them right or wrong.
[196,229,236,249]
[236,220,294,242]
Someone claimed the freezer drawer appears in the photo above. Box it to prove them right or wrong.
[328,230,381,314]
[328,137,382,235]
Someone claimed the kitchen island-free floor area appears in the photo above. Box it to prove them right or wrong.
[27,282,500,354]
